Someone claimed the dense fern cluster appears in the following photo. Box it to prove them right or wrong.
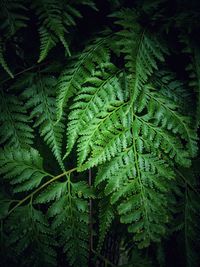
[0,0,199,267]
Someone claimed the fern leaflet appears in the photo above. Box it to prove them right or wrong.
[0,147,51,193]
[46,180,93,267]
[5,206,57,266]
[56,34,111,122]
[97,197,115,253]
[0,90,33,148]
[0,41,13,78]
[22,73,65,169]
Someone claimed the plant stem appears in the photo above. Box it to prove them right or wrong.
[7,167,77,216]
[0,61,50,85]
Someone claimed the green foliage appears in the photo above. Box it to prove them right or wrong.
[0,0,28,76]
[32,0,96,62]
[0,90,33,148]
[35,179,94,266]
[5,206,57,266]
[47,181,91,267]
[22,73,65,169]
[0,1,199,267]
[111,8,168,102]
[0,147,50,193]
[56,34,110,123]
[65,62,121,162]
[97,196,115,252]
[0,0,28,38]
[32,0,71,61]
[0,41,13,78]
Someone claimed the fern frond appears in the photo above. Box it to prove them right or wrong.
[145,87,198,157]
[0,0,25,76]
[73,0,97,10]
[90,131,175,248]
[0,41,13,78]
[0,0,28,38]
[153,70,191,108]
[0,147,50,193]
[0,4,199,266]
[97,197,115,253]
[135,116,190,166]
[56,35,111,123]
[95,140,175,247]
[35,181,67,204]
[32,0,92,62]
[33,0,69,61]
[72,181,95,199]
[48,180,91,267]
[65,64,122,160]
[77,84,195,171]
[38,27,56,63]
[6,206,57,266]
[0,90,33,148]
[67,29,196,247]
[22,74,65,169]
[111,8,168,102]
[64,10,197,246]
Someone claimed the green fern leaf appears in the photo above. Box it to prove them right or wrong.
[66,10,197,247]
[0,90,33,148]
[0,147,50,193]
[145,87,198,157]
[22,73,65,169]
[56,35,111,123]
[96,147,174,247]
[0,4,199,266]
[0,0,26,77]
[35,181,67,203]
[37,27,56,63]
[74,0,97,10]
[0,41,13,78]
[65,64,122,161]
[32,0,92,62]
[72,181,95,199]
[0,0,28,38]
[97,197,115,253]
[111,9,168,102]
[48,181,90,267]
[153,70,191,109]
[6,206,57,266]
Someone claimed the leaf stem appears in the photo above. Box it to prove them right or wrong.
[0,60,51,85]
[7,167,77,216]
